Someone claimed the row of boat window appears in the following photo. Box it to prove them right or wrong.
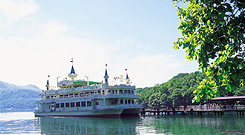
[45,89,135,99]
[55,99,135,108]
[56,101,92,108]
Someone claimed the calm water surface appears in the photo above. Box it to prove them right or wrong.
[0,112,244,135]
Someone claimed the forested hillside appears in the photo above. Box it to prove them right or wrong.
[0,81,41,112]
[136,71,244,107]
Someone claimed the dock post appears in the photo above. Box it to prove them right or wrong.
[141,108,145,116]
[190,108,193,115]
[182,111,185,115]
[157,107,160,115]
[173,107,175,115]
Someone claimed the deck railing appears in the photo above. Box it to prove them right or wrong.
[98,104,142,110]
[39,93,139,103]
[146,105,245,112]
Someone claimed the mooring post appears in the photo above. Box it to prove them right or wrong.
[157,107,160,115]
[190,108,193,115]
[141,108,145,116]
[182,111,185,115]
[173,107,175,115]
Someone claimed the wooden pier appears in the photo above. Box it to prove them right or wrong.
[140,105,245,116]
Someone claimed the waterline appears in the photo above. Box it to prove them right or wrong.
[0,112,244,135]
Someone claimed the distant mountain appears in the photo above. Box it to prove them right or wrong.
[0,81,42,112]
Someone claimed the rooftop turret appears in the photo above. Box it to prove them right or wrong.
[68,58,77,81]
[104,64,109,84]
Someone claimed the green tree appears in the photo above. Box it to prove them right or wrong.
[173,0,244,101]
[148,92,162,107]
[136,72,208,107]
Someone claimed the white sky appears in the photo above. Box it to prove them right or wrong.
[0,0,198,89]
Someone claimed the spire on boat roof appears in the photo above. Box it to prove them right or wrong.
[125,69,130,85]
[105,68,108,77]
[46,75,50,90]
[104,64,109,84]
[125,69,129,80]
[126,73,129,80]
[70,65,76,74]
[68,58,77,81]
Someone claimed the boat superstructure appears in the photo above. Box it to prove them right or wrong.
[35,61,142,117]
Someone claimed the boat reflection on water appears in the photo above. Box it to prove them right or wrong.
[37,116,140,135]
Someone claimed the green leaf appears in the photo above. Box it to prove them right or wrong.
[207,20,211,27]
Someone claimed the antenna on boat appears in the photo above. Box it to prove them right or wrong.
[68,58,77,81]
[56,76,60,88]
[104,64,109,85]
[85,76,89,86]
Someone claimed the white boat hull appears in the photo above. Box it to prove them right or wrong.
[35,108,124,118]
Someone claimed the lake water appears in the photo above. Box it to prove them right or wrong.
[0,112,244,135]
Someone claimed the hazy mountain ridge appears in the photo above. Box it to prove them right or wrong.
[0,81,41,112]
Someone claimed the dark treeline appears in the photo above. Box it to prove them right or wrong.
[136,71,244,108]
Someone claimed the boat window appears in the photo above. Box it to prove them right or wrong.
[74,93,78,97]
[128,90,130,94]
[76,102,80,107]
[132,90,134,94]
[69,94,73,98]
[119,90,123,94]
[46,96,50,99]
[56,103,59,108]
[120,100,123,104]
[60,95,63,98]
[64,94,68,98]
[125,100,128,104]
[87,101,92,106]
[71,102,75,107]
[80,93,84,97]
[65,103,69,107]
[124,90,127,94]
[128,100,131,104]
[61,103,64,108]
[81,101,86,107]
[51,96,53,98]
[132,100,135,104]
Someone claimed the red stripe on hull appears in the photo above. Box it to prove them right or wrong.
[36,114,121,118]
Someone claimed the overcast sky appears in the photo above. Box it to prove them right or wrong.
[0,0,198,89]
